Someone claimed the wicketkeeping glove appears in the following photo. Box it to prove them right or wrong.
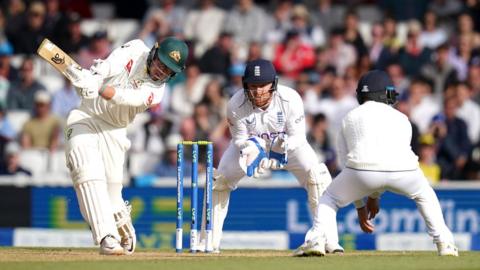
[239,137,269,178]
[267,134,288,169]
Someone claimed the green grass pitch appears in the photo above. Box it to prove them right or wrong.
[0,248,478,270]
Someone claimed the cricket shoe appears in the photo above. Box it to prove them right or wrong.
[436,242,459,256]
[99,235,124,255]
[191,240,220,254]
[114,202,136,255]
[326,242,344,254]
[293,238,326,257]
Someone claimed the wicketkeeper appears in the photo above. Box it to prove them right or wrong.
[64,37,188,255]
[200,59,343,253]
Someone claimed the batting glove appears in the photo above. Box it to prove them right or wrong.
[66,66,101,99]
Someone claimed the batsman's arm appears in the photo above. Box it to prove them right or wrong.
[100,84,164,107]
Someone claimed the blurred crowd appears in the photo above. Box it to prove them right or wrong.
[0,0,479,185]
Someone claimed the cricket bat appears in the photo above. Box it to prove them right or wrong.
[36,38,82,82]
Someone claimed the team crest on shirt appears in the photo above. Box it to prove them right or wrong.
[125,59,133,73]
[245,116,256,129]
[146,92,154,106]
[276,111,284,124]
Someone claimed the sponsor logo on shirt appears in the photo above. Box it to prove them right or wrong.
[250,131,287,141]
[245,116,256,128]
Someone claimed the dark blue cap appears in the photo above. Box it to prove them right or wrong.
[356,70,394,94]
[243,59,277,84]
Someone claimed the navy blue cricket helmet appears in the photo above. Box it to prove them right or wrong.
[242,59,278,90]
[356,70,398,105]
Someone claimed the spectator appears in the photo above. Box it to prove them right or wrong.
[395,96,420,155]
[386,62,410,95]
[325,27,357,76]
[6,57,46,112]
[419,10,448,49]
[199,32,234,79]
[289,4,326,48]
[0,42,18,83]
[430,96,471,179]
[183,0,225,58]
[398,20,433,76]
[306,113,337,174]
[455,12,480,48]
[224,62,245,97]
[0,141,31,176]
[273,30,316,80]
[368,22,386,63]
[408,78,441,134]
[421,43,458,97]
[264,0,292,45]
[143,0,186,36]
[138,9,168,48]
[154,133,187,178]
[312,76,358,143]
[449,34,476,81]
[77,31,112,69]
[383,16,402,51]
[455,82,480,145]
[223,0,268,56]
[311,0,344,37]
[57,12,89,54]
[169,63,210,118]
[467,64,480,106]
[10,1,47,54]
[464,139,480,180]
[51,79,80,119]
[44,0,67,42]
[343,10,368,57]
[0,104,16,157]
[5,0,26,42]
[418,133,441,185]
[20,91,60,152]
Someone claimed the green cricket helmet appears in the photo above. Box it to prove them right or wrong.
[147,37,188,81]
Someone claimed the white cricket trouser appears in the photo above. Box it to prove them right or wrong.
[65,109,131,244]
[217,142,319,190]
[309,167,455,244]
[214,142,336,246]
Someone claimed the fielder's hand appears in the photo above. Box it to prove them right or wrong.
[66,65,101,99]
[267,134,288,170]
[366,197,379,220]
[357,206,375,233]
[239,137,269,178]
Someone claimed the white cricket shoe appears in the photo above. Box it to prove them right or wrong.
[99,235,124,255]
[436,242,459,256]
[191,240,220,254]
[293,238,326,257]
[326,242,344,254]
[115,202,136,255]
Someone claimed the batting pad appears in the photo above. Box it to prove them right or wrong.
[75,180,120,245]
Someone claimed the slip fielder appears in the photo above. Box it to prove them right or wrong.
[296,70,458,257]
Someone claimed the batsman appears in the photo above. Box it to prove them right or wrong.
[62,37,188,255]
[200,59,343,253]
